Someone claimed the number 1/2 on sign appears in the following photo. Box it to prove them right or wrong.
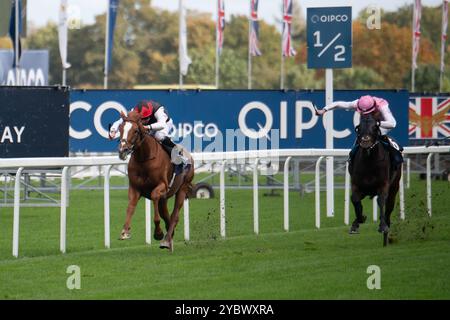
[313,31,346,61]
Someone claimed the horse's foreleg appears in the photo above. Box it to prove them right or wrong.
[350,190,366,234]
[377,184,390,235]
[120,187,141,240]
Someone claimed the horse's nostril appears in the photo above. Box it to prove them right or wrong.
[362,136,370,142]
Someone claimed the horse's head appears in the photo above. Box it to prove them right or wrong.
[355,113,381,149]
[118,111,146,160]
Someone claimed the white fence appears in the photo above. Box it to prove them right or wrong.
[0,146,448,258]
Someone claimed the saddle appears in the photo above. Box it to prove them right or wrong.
[160,142,191,195]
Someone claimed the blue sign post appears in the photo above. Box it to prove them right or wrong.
[307,6,352,218]
[307,6,352,69]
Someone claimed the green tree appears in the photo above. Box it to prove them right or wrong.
[404,64,441,92]
[334,67,384,89]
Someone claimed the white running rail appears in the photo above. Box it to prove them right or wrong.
[1,146,448,258]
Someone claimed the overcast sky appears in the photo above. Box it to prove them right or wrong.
[28,0,444,30]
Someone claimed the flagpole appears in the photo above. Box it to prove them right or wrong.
[215,0,219,89]
[62,68,66,86]
[280,20,284,89]
[248,2,252,90]
[104,1,110,89]
[411,1,416,92]
[179,0,183,89]
[439,0,448,93]
[15,0,20,86]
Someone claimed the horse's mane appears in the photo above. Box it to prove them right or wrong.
[372,110,382,122]
[124,110,142,122]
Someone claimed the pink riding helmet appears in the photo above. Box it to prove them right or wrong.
[356,95,376,114]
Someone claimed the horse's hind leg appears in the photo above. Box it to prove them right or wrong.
[151,183,168,241]
[158,198,171,237]
[152,202,164,241]
[377,193,389,233]
[160,188,187,252]
[120,187,141,240]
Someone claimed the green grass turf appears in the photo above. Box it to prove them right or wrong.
[0,174,449,299]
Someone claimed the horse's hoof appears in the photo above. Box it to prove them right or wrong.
[378,225,390,234]
[159,237,173,252]
[159,240,170,250]
[119,232,131,240]
[154,231,164,241]
[349,222,360,234]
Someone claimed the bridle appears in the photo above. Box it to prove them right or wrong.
[119,118,145,156]
[355,118,382,151]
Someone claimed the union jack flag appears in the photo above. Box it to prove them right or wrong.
[217,0,225,55]
[409,97,450,139]
[250,0,261,56]
[412,0,422,70]
[282,0,296,57]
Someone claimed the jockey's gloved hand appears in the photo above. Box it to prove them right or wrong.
[315,108,326,116]
[109,129,117,140]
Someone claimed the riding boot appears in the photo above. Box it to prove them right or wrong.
[160,137,185,174]
[160,137,176,155]
[383,135,404,171]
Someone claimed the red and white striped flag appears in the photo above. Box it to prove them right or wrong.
[412,0,422,70]
[217,0,225,55]
[441,0,448,73]
[282,0,296,57]
[250,0,261,56]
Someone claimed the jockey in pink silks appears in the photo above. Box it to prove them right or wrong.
[316,95,403,168]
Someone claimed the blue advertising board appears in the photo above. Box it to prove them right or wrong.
[307,7,352,69]
[0,50,49,85]
[1,86,69,157]
[69,90,409,153]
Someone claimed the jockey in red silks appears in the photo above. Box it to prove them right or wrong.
[109,100,188,172]
[316,95,403,168]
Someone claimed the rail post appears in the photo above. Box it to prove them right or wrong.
[315,157,324,229]
[399,164,405,220]
[103,165,112,249]
[283,157,292,231]
[344,161,350,226]
[253,158,260,235]
[373,196,378,222]
[12,167,24,258]
[184,198,190,241]
[145,199,151,245]
[220,160,227,238]
[426,153,434,216]
[60,166,69,253]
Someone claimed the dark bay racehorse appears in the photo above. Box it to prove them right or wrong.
[117,110,194,251]
[349,112,402,246]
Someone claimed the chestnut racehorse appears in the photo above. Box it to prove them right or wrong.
[117,110,194,251]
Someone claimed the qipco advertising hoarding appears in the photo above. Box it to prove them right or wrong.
[69,90,409,153]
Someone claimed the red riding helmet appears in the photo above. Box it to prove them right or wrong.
[134,100,154,119]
